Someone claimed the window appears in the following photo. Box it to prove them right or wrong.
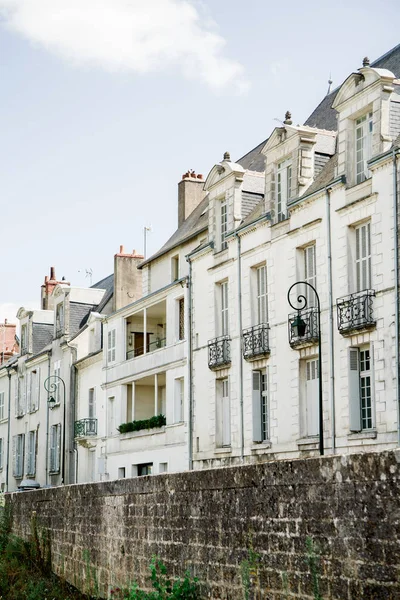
[276,159,292,221]
[16,377,25,417]
[220,282,229,336]
[173,378,184,423]
[26,431,36,476]
[54,362,61,405]
[159,462,168,473]
[28,370,40,413]
[0,439,3,470]
[21,324,28,354]
[355,222,371,291]
[107,329,116,363]
[304,245,316,306]
[88,388,96,418]
[137,463,153,476]
[304,359,319,437]
[118,467,126,479]
[171,256,179,281]
[0,392,4,421]
[220,198,228,250]
[349,346,373,431]
[355,112,373,184]
[256,265,268,325]
[12,434,24,478]
[14,377,20,417]
[216,378,230,447]
[178,298,185,340]
[55,302,64,336]
[49,424,61,474]
[107,396,115,436]
[252,371,269,442]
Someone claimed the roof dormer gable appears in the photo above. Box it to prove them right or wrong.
[204,152,245,192]
[332,65,396,111]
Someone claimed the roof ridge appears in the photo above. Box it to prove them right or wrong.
[371,43,400,66]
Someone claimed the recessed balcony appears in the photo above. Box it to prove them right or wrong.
[74,418,97,437]
[288,307,319,348]
[337,289,375,335]
[126,300,167,360]
[208,335,231,370]
[242,324,270,360]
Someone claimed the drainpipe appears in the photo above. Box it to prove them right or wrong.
[236,233,245,462]
[393,149,400,445]
[186,257,194,470]
[5,365,14,492]
[45,350,51,486]
[326,186,336,454]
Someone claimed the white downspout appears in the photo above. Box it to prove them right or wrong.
[326,186,336,454]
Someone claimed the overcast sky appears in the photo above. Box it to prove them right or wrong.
[0,0,399,323]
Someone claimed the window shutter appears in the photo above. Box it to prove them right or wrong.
[35,370,40,410]
[22,378,26,414]
[14,378,18,417]
[222,379,230,446]
[252,371,263,442]
[348,349,361,431]
[12,436,16,476]
[56,425,61,473]
[270,169,276,215]
[107,331,112,362]
[32,432,36,475]
[306,359,319,436]
[21,435,25,478]
[27,373,31,413]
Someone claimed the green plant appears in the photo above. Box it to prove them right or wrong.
[118,414,166,434]
[306,537,323,600]
[240,537,261,600]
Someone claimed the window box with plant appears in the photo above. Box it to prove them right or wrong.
[117,414,166,434]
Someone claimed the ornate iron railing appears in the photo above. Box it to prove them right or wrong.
[74,418,97,437]
[288,307,319,347]
[242,324,270,360]
[208,335,231,369]
[337,289,375,334]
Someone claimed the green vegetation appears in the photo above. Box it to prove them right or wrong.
[305,537,323,600]
[240,535,261,600]
[118,414,166,434]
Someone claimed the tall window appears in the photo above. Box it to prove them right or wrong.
[55,302,64,336]
[355,112,373,184]
[171,255,179,282]
[54,362,61,404]
[178,298,185,340]
[28,370,40,413]
[0,392,4,421]
[88,388,96,419]
[216,378,230,447]
[21,324,28,354]
[107,396,115,436]
[49,424,61,474]
[26,430,36,476]
[252,371,269,442]
[12,434,24,478]
[277,159,292,221]
[220,282,229,336]
[256,265,268,325]
[304,245,316,306]
[355,222,371,291]
[107,329,116,363]
[173,378,184,423]
[220,198,228,250]
[0,439,3,470]
[305,359,319,437]
[349,346,373,431]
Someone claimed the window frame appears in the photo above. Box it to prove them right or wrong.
[276,158,292,221]
[220,197,228,250]
[355,111,373,184]
[107,328,116,363]
[256,265,268,325]
[26,430,37,476]
[355,222,372,292]
[348,345,375,432]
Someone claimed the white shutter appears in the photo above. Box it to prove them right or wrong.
[12,436,16,476]
[304,246,316,307]
[221,282,229,336]
[356,223,371,291]
[349,348,361,431]
[14,378,18,416]
[257,266,268,325]
[252,371,263,442]
[222,379,230,446]
[35,370,40,410]
[32,432,36,475]
[306,359,319,436]
[27,373,32,413]
[22,377,27,414]
[56,424,61,473]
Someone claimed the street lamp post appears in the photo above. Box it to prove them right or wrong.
[44,375,66,483]
[287,281,323,456]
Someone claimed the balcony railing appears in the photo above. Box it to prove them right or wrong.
[337,289,375,334]
[288,307,319,347]
[74,418,97,437]
[242,324,270,360]
[208,335,231,370]
[126,337,166,361]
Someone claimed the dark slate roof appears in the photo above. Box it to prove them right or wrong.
[305,44,400,131]
[237,139,267,172]
[139,195,209,268]
[240,198,265,229]
[242,191,264,220]
[69,302,97,337]
[32,323,54,355]
[91,273,114,314]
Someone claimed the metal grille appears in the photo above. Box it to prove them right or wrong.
[208,335,231,369]
[179,298,185,340]
[337,290,375,334]
[74,418,98,437]
[288,307,319,347]
[242,324,270,360]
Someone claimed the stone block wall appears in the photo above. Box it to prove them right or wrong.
[7,450,400,599]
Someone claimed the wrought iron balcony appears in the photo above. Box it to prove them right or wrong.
[288,307,319,347]
[208,335,231,370]
[337,289,375,334]
[242,323,270,360]
[74,418,97,437]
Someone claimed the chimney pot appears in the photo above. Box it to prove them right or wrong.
[197,174,203,179]
[120,245,124,254]
[50,266,56,280]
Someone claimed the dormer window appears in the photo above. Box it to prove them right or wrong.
[20,324,28,354]
[355,112,373,184]
[220,198,228,250]
[277,159,292,221]
[55,302,64,337]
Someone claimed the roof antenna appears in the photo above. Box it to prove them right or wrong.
[327,73,333,95]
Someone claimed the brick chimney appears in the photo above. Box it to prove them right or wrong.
[114,246,144,311]
[178,170,206,227]
[41,267,70,310]
[0,320,19,365]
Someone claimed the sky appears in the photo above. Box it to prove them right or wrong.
[0,0,399,323]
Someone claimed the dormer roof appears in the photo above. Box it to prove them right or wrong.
[204,158,245,191]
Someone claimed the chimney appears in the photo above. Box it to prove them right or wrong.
[0,320,19,365]
[114,247,144,311]
[178,170,206,227]
[41,267,70,310]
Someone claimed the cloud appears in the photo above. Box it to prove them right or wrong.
[0,0,248,92]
